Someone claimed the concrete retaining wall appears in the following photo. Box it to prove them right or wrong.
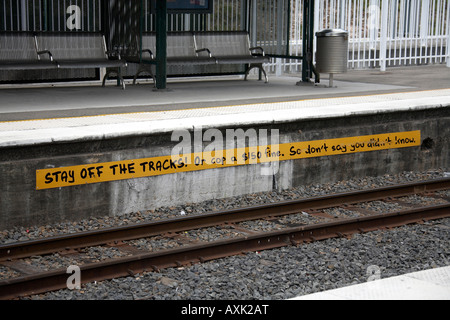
[0,107,449,230]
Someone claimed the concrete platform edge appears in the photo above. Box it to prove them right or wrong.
[1,89,450,149]
[291,266,450,300]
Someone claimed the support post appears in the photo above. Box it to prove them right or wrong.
[20,0,27,31]
[250,0,257,47]
[380,0,389,72]
[155,0,167,90]
[302,0,315,82]
[447,0,450,68]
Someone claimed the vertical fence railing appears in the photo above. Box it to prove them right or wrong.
[266,0,449,73]
[313,0,449,71]
[1,0,448,72]
[0,0,102,32]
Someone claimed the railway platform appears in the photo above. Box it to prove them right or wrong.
[292,265,450,300]
[0,65,449,301]
[1,65,449,145]
[1,64,449,122]
[0,65,449,227]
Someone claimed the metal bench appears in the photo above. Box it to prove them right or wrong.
[35,32,127,89]
[130,31,270,86]
[125,34,156,85]
[0,32,59,71]
[130,32,216,85]
[194,31,270,83]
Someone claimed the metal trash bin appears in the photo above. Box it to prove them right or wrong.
[315,29,348,87]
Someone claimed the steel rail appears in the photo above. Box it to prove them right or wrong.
[0,203,448,300]
[1,178,449,261]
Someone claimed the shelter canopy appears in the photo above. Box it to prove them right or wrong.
[107,0,316,88]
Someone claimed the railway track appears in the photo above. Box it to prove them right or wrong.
[0,178,449,299]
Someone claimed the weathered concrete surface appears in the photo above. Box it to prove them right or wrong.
[0,106,448,229]
[276,107,449,189]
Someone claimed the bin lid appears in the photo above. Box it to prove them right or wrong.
[316,28,348,37]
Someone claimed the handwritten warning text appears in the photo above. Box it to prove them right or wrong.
[36,130,420,190]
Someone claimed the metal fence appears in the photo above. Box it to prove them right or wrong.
[274,0,450,73]
[211,0,450,72]
[313,0,450,71]
[1,0,449,75]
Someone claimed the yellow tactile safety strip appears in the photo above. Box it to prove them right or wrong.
[1,88,449,132]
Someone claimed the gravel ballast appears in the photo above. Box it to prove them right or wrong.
[28,217,449,300]
[0,169,448,300]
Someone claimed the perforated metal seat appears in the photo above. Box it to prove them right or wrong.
[36,33,127,89]
[130,32,216,85]
[194,31,270,82]
[129,31,270,85]
[0,32,58,70]
[128,33,156,85]
[167,32,216,65]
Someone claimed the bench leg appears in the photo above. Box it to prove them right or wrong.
[119,68,125,90]
[102,72,108,87]
[103,68,126,90]
[244,63,268,83]
[133,64,156,88]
